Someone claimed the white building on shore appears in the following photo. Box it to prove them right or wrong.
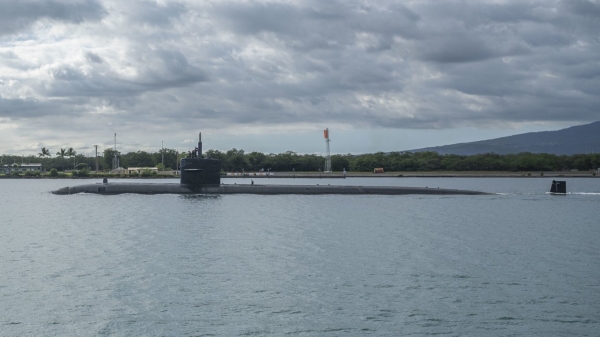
[0,163,44,174]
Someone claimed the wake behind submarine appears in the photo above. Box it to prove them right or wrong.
[52,133,491,196]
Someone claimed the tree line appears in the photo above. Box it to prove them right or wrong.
[204,149,600,172]
[0,148,180,172]
[2,148,599,172]
[347,151,600,172]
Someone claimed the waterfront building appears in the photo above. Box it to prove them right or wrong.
[0,163,44,173]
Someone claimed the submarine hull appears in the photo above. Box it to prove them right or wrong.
[52,182,490,195]
[52,183,194,195]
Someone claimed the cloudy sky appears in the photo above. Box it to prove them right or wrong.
[1,0,599,156]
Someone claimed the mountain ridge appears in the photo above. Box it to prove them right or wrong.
[409,121,600,155]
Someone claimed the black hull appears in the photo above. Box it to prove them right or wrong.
[52,182,490,195]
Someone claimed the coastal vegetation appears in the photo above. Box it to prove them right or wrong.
[1,148,599,176]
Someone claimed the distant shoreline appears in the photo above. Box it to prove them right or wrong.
[228,171,598,178]
[1,171,597,179]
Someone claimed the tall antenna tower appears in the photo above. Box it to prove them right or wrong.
[324,128,332,173]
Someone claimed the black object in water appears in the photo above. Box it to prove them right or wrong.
[550,180,566,194]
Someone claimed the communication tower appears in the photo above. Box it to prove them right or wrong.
[324,128,332,173]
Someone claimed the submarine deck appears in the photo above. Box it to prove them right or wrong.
[52,182,491,195]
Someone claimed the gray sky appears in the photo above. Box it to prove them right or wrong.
[1,0,599,156]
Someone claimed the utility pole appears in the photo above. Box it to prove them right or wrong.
[162,141,164,167]
[324,128,332,173]
[112,133,119,170]
[94,145,99,173]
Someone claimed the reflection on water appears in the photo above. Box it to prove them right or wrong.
[180,194,222,201]
[0,178,599,336]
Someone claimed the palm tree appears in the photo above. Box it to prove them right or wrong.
[56,148,67,171]
[38,147,50,158]
[66,148,77,170]
[56,148,66,158]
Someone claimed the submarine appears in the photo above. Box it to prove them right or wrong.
[52,133,491,196]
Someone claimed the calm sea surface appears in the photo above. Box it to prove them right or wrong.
[1,177,599,336]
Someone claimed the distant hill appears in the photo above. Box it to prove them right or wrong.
[410,121,600,155]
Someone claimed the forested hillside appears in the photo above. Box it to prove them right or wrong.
[411,121,600,155]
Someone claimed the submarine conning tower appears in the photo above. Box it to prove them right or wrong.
[180,132,221,189]
[550,180,566,194]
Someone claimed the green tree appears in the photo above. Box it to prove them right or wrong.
[103,149,120,170]
[154,148,178,170]
[573,155,591,171]
[300,154,319,172]
[205,149,225,161]
[247,151,266,171]
[350,152,390,171]
[56,148,67,171]
[66,148,77,170]
[122,151,154,168]
[38,147,51,158]
[225,149,249,171]
[331,154,351,172]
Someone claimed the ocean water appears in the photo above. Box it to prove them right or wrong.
[1,177,599,336]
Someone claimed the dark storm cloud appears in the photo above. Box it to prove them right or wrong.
[0,0,106,35]
[562,0,600,17]
[0,95,70,118]
[0,96,41,117]
[418,35,495,63]
[36,47,207,100]
[213,0,420,51]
